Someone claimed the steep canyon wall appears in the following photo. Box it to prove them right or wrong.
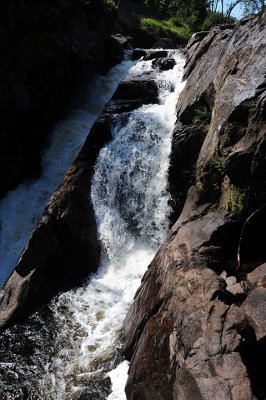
[124,14,266,400]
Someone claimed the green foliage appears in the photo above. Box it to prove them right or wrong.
[140,17,191,40]
[202,12,235,30]
[131,0,209,31]
[223,184,246,215]
[192,105,212,124]
[129,0,265,38]
[196,166,205,190]
[166,17,192,37]
[196,151,228,191]
[210,151,228,175]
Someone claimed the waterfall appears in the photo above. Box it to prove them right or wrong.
[0,58,134,285]
[35,52,185,399]
[0,52,185,399]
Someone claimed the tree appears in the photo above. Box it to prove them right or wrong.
[212,0,265,18]
[208,0,220,12]
[241,0,265,14]
[226,0,243,18]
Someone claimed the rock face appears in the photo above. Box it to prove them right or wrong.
[152,58,176,71]
[124,14,266,400]
[0,0,118,198]
[0,70,160,331]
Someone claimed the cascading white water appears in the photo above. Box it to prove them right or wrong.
[33,52,185,400]
[0,59,135,285]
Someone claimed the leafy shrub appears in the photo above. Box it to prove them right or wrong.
[223,184,246,215]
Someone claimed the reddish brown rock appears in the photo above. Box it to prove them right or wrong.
[124,13,266,400]
[124,206,265,399]
[168,124,206,223]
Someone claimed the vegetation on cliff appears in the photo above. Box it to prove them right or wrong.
[136,16,190,45]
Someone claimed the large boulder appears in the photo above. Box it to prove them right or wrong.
[124,13,266,400]
[152,57,176,71]
[144,50,169,60]
[105,76,159,113]
[132,49,147,61]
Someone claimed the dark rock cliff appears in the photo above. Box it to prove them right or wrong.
[0,0,118,198]
[124,14,266,400]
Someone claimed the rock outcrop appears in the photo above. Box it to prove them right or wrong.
[124,14,266,400]
[152,57,176,71]
[110,76,159,111]
[0,0,119,198]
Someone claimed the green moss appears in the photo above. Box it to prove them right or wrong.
[209,152,228,176]
[223,184,246,215]
[192,105,212,125]
[196,153,224,191]
[196,166,204,190]
[195,151,228,192]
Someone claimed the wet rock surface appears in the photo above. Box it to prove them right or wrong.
[132,48,147,60]
[144,50,169,60]
[124,14,266,400]
[112,76,159,106]
[152,57,176,71]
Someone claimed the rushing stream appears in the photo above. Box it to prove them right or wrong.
[0,57,135,285]
[0,51,185,399]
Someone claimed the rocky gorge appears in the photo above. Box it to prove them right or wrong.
[123,13,266,400]
[0,7,265,400]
